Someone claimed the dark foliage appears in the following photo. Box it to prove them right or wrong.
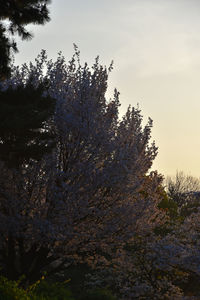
[0,80,56,167]
[0,0,51,79]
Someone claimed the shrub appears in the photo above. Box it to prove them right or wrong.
[0,275,30,300]
[79,288,117,300]
[0,276,75,300]
[32,280,74,300]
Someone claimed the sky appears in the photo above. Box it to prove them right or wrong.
[14,0,200,178]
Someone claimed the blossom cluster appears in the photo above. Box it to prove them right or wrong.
[0,49,199,298]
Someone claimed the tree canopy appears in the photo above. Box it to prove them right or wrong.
[0,50,162,287]
[1,51,200,298]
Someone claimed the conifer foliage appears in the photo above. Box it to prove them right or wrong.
[0,79,55,167]
[0,0,51,79]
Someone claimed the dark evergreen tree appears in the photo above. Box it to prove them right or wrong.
[0,0,51,79]
[0,24,17,80]
[0,79,56,167]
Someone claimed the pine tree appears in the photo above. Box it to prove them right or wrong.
[0,78,55,167]
[0,0,51,79]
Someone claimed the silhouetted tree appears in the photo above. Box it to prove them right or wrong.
[0,0,51,79]
[0,50,163,286]
[166,171,200,207]
[1,50,200,299]
[0,77,55,168]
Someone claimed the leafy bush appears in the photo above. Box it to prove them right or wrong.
[158,196,178,219]
[79,288,117,300]
[32,280,75,300]
[0,276,30,300]
[0,276,75,300]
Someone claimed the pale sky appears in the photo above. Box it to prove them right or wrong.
[14,0,200,178]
